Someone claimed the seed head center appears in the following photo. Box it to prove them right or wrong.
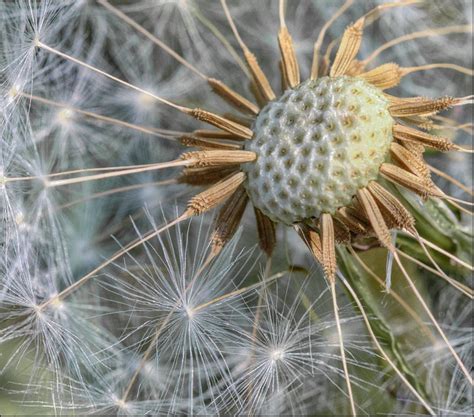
[243,76,394,225]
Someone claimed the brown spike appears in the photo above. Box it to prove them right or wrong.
[223,112,253,129]
[278,27,300,88]
[336,207,370,236]
[345,59,366,76]
[179,166,236,186]
[244,48,276,102]
[207,78,259,116]
[401,140,425,156]
[297,224,323,265]
[189,108,253,140]
[312,216,350,245]
[385,94,426,107]
[211,186,248,256]
[389,96,457,117]
[249,80,268,108]
[181,150,256,168]
[193,129,243,140]
[314,216,351,245]
[321,213,337,283]
[393,124,456,152]
[368,181,416,232]
[179,135,241,150]
[359,63,403,90]
[254,208,277,257]
[333,218,351,245]
[379,163,442,199]
[185,171,246,216]
[330,17,365,77]
[390,142,432,184]
[357,188,394,250]
[402,115,434,131]
[350,198,372,223]
[279,60,289,91]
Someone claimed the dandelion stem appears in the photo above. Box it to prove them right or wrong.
[319,0,420,75]
[338,272,436,416]
[330,281,357,416]
[320,38,339,76]
[264,255,272,278]
[393,252,473,385]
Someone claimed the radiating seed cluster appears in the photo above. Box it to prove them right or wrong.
[243,76,394,225]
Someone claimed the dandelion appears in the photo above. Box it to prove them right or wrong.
[214,277,376,415]
[1,0,473,415]
[97,217,258,413]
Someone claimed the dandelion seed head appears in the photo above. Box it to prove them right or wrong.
[7,85,20,100]
[269,346,285,363]
[112,395,129,411]
[0,171,6,188]
[244,76,393,224]
[184,305,195,320]
[136,91,156,109]
[54,108,75,125]
[14,210,25,226]
[48,294,65,311]
[32,303,44,318]
[33,34,41,47]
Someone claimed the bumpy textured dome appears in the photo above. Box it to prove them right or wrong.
[243,76,394,225]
